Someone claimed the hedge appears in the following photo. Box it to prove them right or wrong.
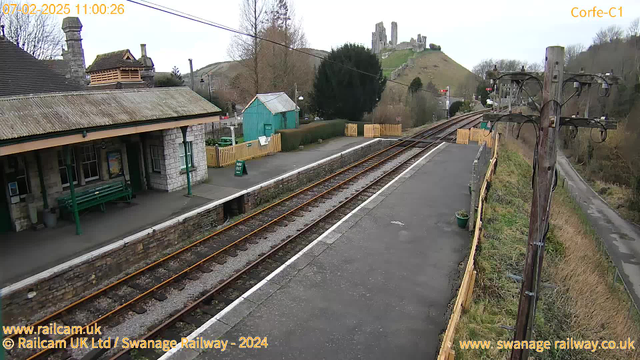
[277,120,346,151]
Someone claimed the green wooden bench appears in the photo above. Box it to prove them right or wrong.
[57,181,132,215]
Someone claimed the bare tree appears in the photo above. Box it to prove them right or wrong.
[525,61,544,73]
[628,18,640,38]
[472,59,495,79]
[565,43,585,67]
[260,0,310,96]
[0,0,64,59]
[593,25,624,45]
[227,0,268,95]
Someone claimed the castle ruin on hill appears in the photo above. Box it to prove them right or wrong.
[371,21,427,55]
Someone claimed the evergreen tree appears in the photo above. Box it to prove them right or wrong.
[311,44,386,121]
[409,77,423,94]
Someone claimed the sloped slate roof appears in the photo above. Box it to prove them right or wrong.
[41,59,70,77]
[244,92,297,115]
[86,50,144,72]
[0,37,82,97]
[0,87,221,141]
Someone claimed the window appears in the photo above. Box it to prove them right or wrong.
[81,145,100,181]
[179,142,193,170]
[58,150,78,187]
[7,156,30,199]
[16,156,30,197]
[150,145,163,173]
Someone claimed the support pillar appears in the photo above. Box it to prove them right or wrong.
[64,146,81,235]
[35,151,48,209]
[181,126,192,196]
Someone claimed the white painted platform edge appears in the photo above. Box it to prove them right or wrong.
[158,142,446,360]
[1,138,388,297]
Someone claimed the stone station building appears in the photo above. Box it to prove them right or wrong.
[0,88,221,233]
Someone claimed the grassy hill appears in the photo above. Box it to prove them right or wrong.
[184,48,329,89]
[383,49,479,97]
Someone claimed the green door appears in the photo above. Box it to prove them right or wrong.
[264,124,273,137]
[0,172,13,233]
[126,143,143,193]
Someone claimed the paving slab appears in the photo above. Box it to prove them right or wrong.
[187,143,480,360]
[203,137,371,193]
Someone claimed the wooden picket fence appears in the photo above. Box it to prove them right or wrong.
[456,129,470,144]
[206,133,281,167]
[364,124,381,138]
[345,123,358,137]
[456,128,494,147]
[363,124,402,138]
[437,133,499,360]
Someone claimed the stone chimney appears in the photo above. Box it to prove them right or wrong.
[61,17,87,86]
[138,44,155,87]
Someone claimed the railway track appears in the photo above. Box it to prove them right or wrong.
[6,111,485,360]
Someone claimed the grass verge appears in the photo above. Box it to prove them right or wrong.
[453,140,640,360]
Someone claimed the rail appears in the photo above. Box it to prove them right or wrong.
[8,111,486,360]
[109,113,487,360]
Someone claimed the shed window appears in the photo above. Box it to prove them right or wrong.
[81,145,100,181]
[179,142,193,170]
[58,150,78,187]
[150,145,163,173]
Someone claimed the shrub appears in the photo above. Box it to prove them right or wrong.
[278,120,346,151]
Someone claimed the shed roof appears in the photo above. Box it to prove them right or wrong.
[244,92,297,115]
[0,36,83,97]
[0,87,221,142]
[86,50,144,72]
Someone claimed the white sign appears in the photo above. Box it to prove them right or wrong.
[258,136,270,146]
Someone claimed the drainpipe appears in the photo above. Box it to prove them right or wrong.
[64,146,81,235]
[36,151,48,209]
[181,126,192,196]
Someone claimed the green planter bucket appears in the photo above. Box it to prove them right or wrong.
[456,214,469,228]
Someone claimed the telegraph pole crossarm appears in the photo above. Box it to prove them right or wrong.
[483,113,617,130]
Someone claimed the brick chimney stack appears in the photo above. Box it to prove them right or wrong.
[61,17,87,86]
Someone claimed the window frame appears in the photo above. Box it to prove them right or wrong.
[58,149,78,188]
[80,144,100,182]
[178,142,193,170]
[150,145,163,173]
[12,155,30,199]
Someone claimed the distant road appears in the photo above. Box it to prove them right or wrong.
[557,153,640,309]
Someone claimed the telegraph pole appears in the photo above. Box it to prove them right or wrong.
[510,46,564,360]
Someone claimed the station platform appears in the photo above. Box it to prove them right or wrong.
[168,143,480,360]
[0,137,371,287]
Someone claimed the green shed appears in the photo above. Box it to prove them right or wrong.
[242,92,299,141]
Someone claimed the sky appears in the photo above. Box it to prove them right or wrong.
[33,0,640,73]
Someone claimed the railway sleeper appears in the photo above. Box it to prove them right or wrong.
[152,292,168,302]
[212,255,227,265]
[181,315,207,327]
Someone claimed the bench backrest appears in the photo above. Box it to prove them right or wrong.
[57,181,127,205]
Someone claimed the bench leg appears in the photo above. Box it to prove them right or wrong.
[100,203,105,212]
